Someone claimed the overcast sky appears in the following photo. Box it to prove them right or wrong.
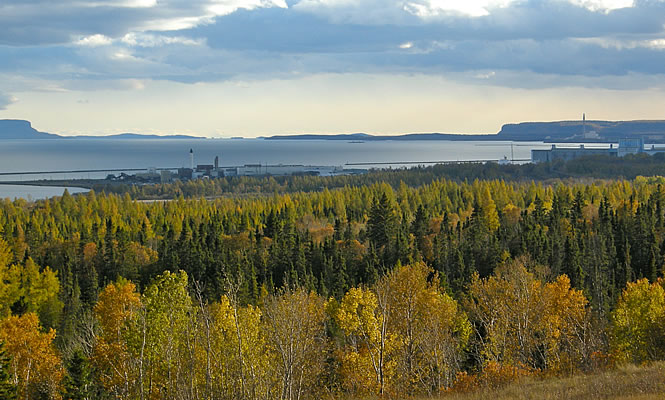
[1,0,665,137]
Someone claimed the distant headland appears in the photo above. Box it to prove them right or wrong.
[266,120,665,143]
[5,118,665,143]
[0,119,203,140]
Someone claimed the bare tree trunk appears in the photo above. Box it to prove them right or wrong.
[375,278,391,396]
[232,295,247,400]
[226,276,248,400]
[139,307,147,400]
[194,281,213,400]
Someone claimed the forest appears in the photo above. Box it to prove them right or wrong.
[1,167,665,398]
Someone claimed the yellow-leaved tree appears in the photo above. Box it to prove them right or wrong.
[91,278,142,398]
[263,288,326,400]
[386,262,471,395]
[0,238,13,315]
[466,257,591,373]
[334,286,395,395]
[203,294,275,400]
[335,263,470,396]
[0,312,63,399]
[408,265,471,393]
[611,278,665,363]
[133,270,193,400]
[542,274,594,373]
[0,238,63,329]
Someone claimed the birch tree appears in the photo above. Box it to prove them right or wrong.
[263,288,326,400]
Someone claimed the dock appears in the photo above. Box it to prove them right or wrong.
[0,167,178,176]
[345,159,530,166]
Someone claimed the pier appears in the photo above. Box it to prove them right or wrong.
[344,159,530,166]
[0,158,531,181]
[0,167,178,176]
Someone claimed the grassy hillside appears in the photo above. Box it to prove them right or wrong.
[442,363,665,400]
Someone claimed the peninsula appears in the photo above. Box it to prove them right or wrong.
[5,118,665,143]
[0,119,203,140]
[266,120,665,143]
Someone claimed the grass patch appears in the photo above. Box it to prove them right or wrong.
[440,362,665,400]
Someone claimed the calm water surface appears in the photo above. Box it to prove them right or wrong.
[0,139,612,199]
[0,184,88,200]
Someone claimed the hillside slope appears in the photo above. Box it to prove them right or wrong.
[498,120,665,142]
[0,119,59,139]
[0,120,201,139]
[443,363,665,400]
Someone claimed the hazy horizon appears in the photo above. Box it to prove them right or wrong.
[2,1,665,138]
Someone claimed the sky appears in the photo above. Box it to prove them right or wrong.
[1,0,665,137]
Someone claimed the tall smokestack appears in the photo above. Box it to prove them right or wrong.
[583,113,586,136]
[215,156,219,170]
[190,149,194,170]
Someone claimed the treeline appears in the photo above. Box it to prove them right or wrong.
[4,176,665,309]
[1,253,664,399]
[1,175,665,396]
[93,152,665,199]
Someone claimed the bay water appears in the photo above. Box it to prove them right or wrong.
[0,139,611,199]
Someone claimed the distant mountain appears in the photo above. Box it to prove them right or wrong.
[72,133,204,140]
[267,120,665,143]
[497,120,665,142]
[7,118,665,142]
[0,120,59,139]
[267,133,373,140]
[0,120,203,139]
[266,132,494,141]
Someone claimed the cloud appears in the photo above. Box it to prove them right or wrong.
[77,34,114,47]
[120,32,205,47]
[186,1,665,79]
[2,0,665,92]
[403,0,521,18]
[290,0,649,24]
[0,0,286,46]
[0,92,17,110]
[568,0,635,12]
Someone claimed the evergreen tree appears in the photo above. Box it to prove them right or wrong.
[367,192,395,250]
[0,341,17,400]
[63,349,93,400]
[563,235,584,289]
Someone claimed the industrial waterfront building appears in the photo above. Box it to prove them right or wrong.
[156,149,349,183]
[531,138,665,163]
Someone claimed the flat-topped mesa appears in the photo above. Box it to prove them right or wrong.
[498,120,665,142]
[0,119,58,139]
[0,120,202,139]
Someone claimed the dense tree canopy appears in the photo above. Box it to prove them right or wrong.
[1,167,665,397]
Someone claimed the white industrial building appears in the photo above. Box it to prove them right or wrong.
[160,149,349,182]
[233,164,345,177]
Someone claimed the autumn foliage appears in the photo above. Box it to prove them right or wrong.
[2,173,665,398]
[0,313,62,399]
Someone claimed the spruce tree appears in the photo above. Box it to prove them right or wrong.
[367,192,394,249]
[63,349,93,400]
[0,341,17,400]
[563,235,584,289]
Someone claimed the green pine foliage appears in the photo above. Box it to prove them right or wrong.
[0,341,17,400]
[3,165,665,397]
[63,349,93,400]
